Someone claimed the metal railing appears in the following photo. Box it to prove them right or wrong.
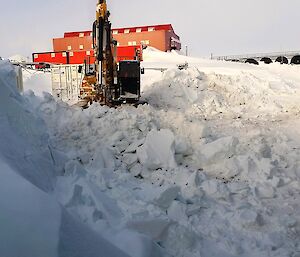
[213,50,300,61]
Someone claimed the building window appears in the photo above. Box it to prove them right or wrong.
[90,32,92,36]
[67,45,72,50]
[70,52,74,57]
[86,51,91,56]
[132,41,137,46]
[34,54,38,59]
[113,30,118,35]
[51,53,56,58]
[124,29,130,34]
[91,44,93,48]
[79,33,84,38]
[79,45,84,50]
[148,27,155,32]
[62,52,67,57]
[136,28,142,33]
[128,41,133,46]
[117,42,120,46]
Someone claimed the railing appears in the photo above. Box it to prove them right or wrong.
[213,50,300,61]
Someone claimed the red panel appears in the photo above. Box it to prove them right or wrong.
[117,45,143,62]
[69,51,95,65]
[32,52,68,64]
[53,37,93,52]
[32,46,142,67]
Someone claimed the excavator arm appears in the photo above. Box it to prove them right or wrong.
[80,0,141,107]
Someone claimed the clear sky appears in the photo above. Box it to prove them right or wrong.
[1,0,300,59]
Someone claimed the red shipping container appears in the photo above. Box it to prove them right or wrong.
[32,51,69,65]
[33,47,143,67]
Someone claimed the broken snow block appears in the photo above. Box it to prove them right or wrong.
[126,218,171,241]
[255,184,275,199]
[196,136,239,166]
[239,209,264,227]
[137,129,177,170]
[153,186,180,211]
[187,122,211,139]
[125,138,145,153]
[122,153,138,167]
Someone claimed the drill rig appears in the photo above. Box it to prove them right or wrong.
[80,0,141,106]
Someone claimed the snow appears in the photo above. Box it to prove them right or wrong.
[137,129,177,170]
[23,70,52,96]
[8,54,28,63]
[2,48,300,257]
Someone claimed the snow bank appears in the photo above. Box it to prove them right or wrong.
[0,159,131,257]
[3,47,300,257]
[143,64,300,118]
[0,60,57,191]
[0,60,164,257]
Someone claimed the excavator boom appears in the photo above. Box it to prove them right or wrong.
[80,0,141,107]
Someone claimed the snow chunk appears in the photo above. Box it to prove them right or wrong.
[196,136,239,167]
[126,218,171,241]
[153,186,180,210]
[137,129,177,170]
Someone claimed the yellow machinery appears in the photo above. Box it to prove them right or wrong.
[80,0,141,107]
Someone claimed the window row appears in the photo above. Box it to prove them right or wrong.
[113,27,155,35]
[128,40,150,46]
[45,51,92,58]
[66,45,93,50]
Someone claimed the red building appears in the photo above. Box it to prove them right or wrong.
[33,24,180,65]
[112,24,181,52]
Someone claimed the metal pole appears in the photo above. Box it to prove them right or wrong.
[185,45,188,56]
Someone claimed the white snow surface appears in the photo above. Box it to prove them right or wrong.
[22,69,52,96]
[2,49,300,257]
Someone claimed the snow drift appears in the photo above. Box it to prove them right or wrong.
[0,60,164,257]
[2,48,300,257]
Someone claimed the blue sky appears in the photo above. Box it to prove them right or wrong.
[1,0,300,58]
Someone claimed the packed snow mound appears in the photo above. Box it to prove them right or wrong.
[143,66,300,118]
[0,60,166,257]
[26,88,300,257]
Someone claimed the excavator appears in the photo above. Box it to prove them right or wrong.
[79,0,142,107]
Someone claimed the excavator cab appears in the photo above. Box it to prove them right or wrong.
[118,60,141,103]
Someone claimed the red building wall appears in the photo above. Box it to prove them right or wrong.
[53,37,93,52]
[33,24,180,65]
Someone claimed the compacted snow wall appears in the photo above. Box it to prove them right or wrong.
[0,60,58,191]
[0,60,144,257]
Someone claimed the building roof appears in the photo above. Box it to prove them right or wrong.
[112,24,174,34]
[64,31,92,38]
[63,24,175,38]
